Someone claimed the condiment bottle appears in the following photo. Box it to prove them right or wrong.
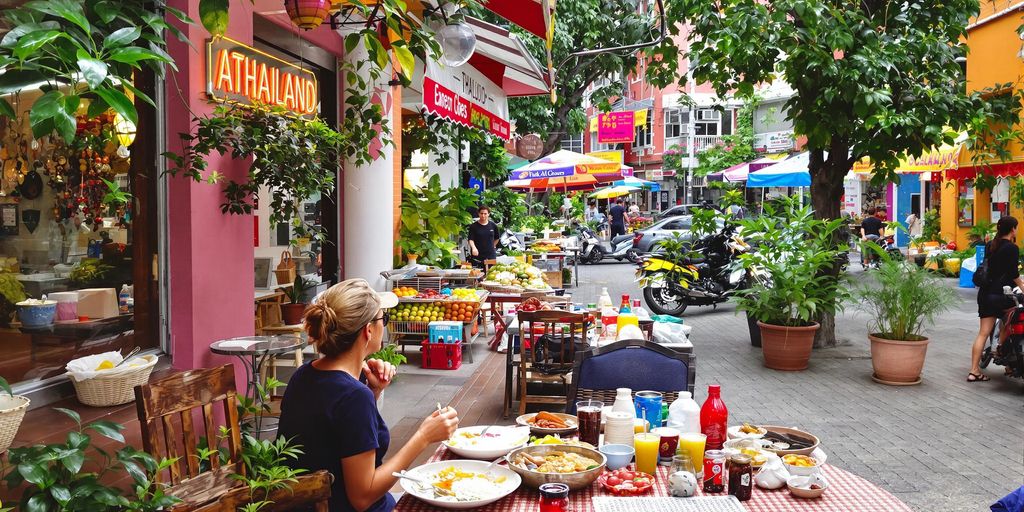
[597,288,614,309]
[700,384,728,450]
[538,483,569,512]
[667,391,701,434]
[727,454,753,501]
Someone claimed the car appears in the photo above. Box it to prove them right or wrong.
[655,204,705,220]
[631,215,725,254]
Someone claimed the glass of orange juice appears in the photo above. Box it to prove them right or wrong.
[678,432,707,478]
[634,432,660,475]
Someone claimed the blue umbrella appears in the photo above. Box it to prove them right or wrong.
[612,176,660,192]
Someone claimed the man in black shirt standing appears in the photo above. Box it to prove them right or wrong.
[609,199,629,238]
[860,207,884,266]
[468,205,500,268]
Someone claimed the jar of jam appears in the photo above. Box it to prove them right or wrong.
[539,482,569,512]
[727,454,753,501]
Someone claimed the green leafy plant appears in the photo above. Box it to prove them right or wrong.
[166,104,343,242]
[852,259,957,341]
[68,258,113,284]
[101,178,132,207]
[0,0,190,141]
[234,435,306,512]
[663,144,685,172]
[732,197,850,327]
[0,273,27,305]
[919,209,943,244]
[284,275,309,305]
[481,187,528,232]
[689,207,721,239]
[521,215,551,234]
[367,343,407,369]
[968,219,996,245]
[693,102,759,177]
[397,175,476,267]
[1,408,180,511]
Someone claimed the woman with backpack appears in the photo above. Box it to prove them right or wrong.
[968,216,1024,382]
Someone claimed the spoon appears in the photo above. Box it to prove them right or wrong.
[114,347,141,368]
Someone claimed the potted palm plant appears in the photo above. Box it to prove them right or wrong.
[733,199,850,371]
[853,257,956,385]
[281,275,310,326]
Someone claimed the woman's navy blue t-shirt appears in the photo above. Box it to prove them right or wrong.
[278,363,395,512]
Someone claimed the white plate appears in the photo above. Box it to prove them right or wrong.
[727,424,767,440]
[515,412,579,435]
[443,426,530,459]
[401,459,521,510]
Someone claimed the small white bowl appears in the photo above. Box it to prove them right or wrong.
[782,454,822,476]
[787,474,829,499]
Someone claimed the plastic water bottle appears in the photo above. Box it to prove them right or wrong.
[118,285,130,314]
[668,391,701,434]
[597,288,614,309]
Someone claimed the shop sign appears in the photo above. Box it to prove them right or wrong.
[651,170,676,180]
[586,150,624,165]
[516,134,544,160]
[754,130,794,153]
[842,177,861,217]
[423,61,511,141]
[597,111,635,143]
[206,37,319,117]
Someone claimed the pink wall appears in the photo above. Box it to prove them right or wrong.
[166,0,257,376]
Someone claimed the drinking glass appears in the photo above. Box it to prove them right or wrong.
[671,453,697,475]
[634,432,660,475]
[576,400,603,446]
[678,432,707,477]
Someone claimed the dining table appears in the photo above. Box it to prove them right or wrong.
[393,443,914,512]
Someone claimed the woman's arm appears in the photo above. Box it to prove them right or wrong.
[340,408,458,511]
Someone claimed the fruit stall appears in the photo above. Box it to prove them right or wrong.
[480,261,556,293]
[525,238,579,288]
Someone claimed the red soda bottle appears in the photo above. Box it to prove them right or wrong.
[700,384,728,450]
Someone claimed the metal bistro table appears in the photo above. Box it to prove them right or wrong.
[210,335,306,433]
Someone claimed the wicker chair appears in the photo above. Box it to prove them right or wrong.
[565,339,696,416]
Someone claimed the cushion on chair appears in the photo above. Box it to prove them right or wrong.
[576,346,689,392]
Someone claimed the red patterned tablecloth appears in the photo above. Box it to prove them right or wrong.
[394,445,913,512]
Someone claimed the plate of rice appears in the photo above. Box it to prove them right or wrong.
[401,460,521,509]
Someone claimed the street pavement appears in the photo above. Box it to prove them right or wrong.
[382,257,1024,512]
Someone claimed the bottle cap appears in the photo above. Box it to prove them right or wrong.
[679,391,692,399]
[539,482,569,499]
[708,384,721,394]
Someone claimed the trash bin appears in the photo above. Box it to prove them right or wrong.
[959,246,983,289]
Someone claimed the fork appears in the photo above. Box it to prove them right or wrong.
[392,471,455,497]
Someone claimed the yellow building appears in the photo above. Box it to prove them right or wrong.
[943,0,1024,249]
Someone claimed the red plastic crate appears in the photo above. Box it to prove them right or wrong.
[421,341,462,370]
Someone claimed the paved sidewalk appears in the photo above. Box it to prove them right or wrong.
[382,260,1024,511]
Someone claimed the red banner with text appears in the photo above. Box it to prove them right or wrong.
[423,77,510,141]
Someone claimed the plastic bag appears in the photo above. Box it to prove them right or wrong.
[653,322,692,344]
[65,351,158,382]
[961,256,978,272]
[650,314,684,324]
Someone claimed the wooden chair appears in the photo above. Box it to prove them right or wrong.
[134,365,244,511]
[501,296,572,417]
[565,339,696,416]
[516,310,590,415]
[184,470,333,512]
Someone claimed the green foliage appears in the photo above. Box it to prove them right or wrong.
[284,275,309,305]
[663,144,684,172]
[165,104,343,242]
[0,376,11,397]
[367,343,407,369]
[522,215,551,234]
[481,187,527,231]
[693,102,758,177]
[68,258,113,284]
[487,0,658,153]
[853,259,956,341]
[234,435,306,512]
[101,178,132,207]
[398,175,476,267]
[0,273,27,304]
[968,219,996,245]
[0,0,190,141]
[732,197,850,327]
[920,209,943,244]
[2,408,180,512]
[689,207,721,239]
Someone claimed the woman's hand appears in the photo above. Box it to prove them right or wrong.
[362,359,396,397]
[416,407,459,444]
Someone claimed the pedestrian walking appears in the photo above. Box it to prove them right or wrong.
[609,199,629,238]
[968,216,1024,382]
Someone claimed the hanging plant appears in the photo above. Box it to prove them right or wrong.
[0,0,191,141]
[165,104,345,241]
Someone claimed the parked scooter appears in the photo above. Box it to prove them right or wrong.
[499,229,524,254]
[862,233,902,269]
[577,224,634,264]
[980,286,1024,379]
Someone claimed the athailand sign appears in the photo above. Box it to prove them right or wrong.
[206,36,319,117]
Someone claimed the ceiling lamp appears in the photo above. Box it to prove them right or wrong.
[113,112,136,158]
[437,21,476,67]
[286,0,332,30]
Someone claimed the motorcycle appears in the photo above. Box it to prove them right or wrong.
[980,286,1024,379]
[577,224,634,264]
[862,234,902,269]
[635,223,751,316]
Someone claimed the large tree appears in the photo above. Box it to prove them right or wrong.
[647,0,1024,346]
[505,0,661,155]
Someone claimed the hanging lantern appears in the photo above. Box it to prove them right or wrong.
[285,0,332,30]
[112,112,136,158]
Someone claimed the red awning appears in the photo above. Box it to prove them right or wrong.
[945,161,1024,181]
[482,0,550,39]
[465,16,549,97]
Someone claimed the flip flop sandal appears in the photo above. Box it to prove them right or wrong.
[967,372,990,382]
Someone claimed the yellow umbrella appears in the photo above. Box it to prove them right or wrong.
[590,185,641,199]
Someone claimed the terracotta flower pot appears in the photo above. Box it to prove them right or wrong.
[757,321,819,371]
[869,334,929,385]
[281,303,308,326]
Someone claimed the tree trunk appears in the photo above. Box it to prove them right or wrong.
[807,143,852,348]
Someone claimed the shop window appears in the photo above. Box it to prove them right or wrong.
[0,85,159,389]
[561,133,584,153]
[992,178,1010,222]
[959,180,974,227]
[633,108,653,148]
[664,109,686,140]
[694,109,720,136]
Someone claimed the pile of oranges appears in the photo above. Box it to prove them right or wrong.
[393,286,418,297]
[444,301,480,322]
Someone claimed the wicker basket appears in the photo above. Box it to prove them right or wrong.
[480,282,525,294]
[70,355,158,407]
[0,394,29,453]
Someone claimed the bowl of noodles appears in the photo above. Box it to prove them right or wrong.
[400,460,521,510]
[505,444,606,490]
